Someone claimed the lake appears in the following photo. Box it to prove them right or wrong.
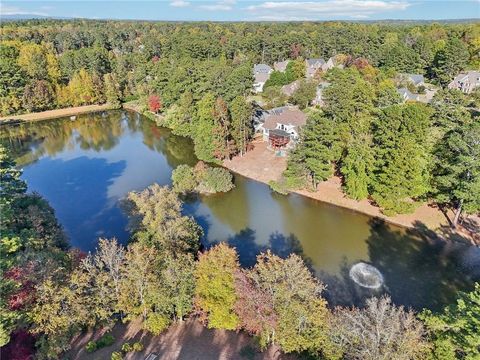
[2,110,478,310]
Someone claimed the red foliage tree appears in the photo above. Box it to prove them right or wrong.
[0,330,36,360]
[234,270,277,336]
[152,55,160,63]
[290,43,302,59]
[351,57,370,70]
[148,94,162,113]
[4,264,35,311]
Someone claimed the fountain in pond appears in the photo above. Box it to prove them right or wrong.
[349,262,384,289]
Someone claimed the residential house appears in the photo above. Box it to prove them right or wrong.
[312,81,331,106]
[397,88,420,102]
[448,71,480,94]
[281,80,301,97]
[274,60,289,72]
[323,57,336,72]
[262,107,307,149]
[253,64,273,93]
[305,57,336,78]
[399,73,425,87]
[305,58,326,78]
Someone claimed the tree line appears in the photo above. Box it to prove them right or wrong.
[1,146,479,359]
[277,66,479,223]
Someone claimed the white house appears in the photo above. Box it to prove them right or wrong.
[261,107,307,149]
[448,71,480,94]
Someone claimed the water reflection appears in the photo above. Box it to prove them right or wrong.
[1,110,477,309]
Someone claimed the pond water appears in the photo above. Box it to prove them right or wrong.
[2,110,478,310]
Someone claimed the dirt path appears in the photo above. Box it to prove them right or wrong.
[0,104,114,123]
[67,319,295,360]
[224,140,479,243]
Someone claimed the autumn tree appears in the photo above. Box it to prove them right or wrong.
[234,269,277,345]
[22,80,55,112]
[247,251,336,357]
[118,243,169,334]
[65,69,98,106]
[148,94,162,113]
[195,243,240,330]
[160,254,196,321]
[125,184,202,256]
[333,296,430,360]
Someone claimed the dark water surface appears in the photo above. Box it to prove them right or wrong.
[2,110,478,310]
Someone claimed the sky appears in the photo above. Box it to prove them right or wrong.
[0,0,479,21]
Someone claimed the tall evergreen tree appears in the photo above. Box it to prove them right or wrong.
[372,104,432,215]
[341,135,375,200]
[431,38,469,86]
[230,96,253,156]
[432,120,480,227]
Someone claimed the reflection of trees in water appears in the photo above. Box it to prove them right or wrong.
[1,111,128,164]
[75,111,123,152]
[307,219,478,311]
[163,135,197,168]
[206,226,314,269]
[200,176,250,235]
[366,219,476,311]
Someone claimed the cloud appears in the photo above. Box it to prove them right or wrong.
[199,0,236,11]
[247,0,411,20]
[0,4,49,16]
[170,0,190,7]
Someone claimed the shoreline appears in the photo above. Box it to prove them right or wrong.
[223,141,479,245]
[3,104,478,244]
[0,104,115,123]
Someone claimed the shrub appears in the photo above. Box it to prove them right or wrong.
[268,180,288,195]
[86,333,115,353]
[121,341,143,353]
[97,333,115,348]
[85,341,97,353]
[111,351,123,360]
[121,342,133,353]
[199,167,235,193]
[172,164,198,194]
[144,313,170,335]
[171,162,234,195]
[132,342,144,352]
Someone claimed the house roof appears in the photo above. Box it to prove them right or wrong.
[400,73,425,86]
[397,87,418,101]
[269,129,290,138]
[274,60,289,72]
[268,106,289,115]
[254,72,270,84]
[264,108,307,130]
[253,63,272,74]
[306,58,326,67]
[450,70,480,85]
[281,80,301,97]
